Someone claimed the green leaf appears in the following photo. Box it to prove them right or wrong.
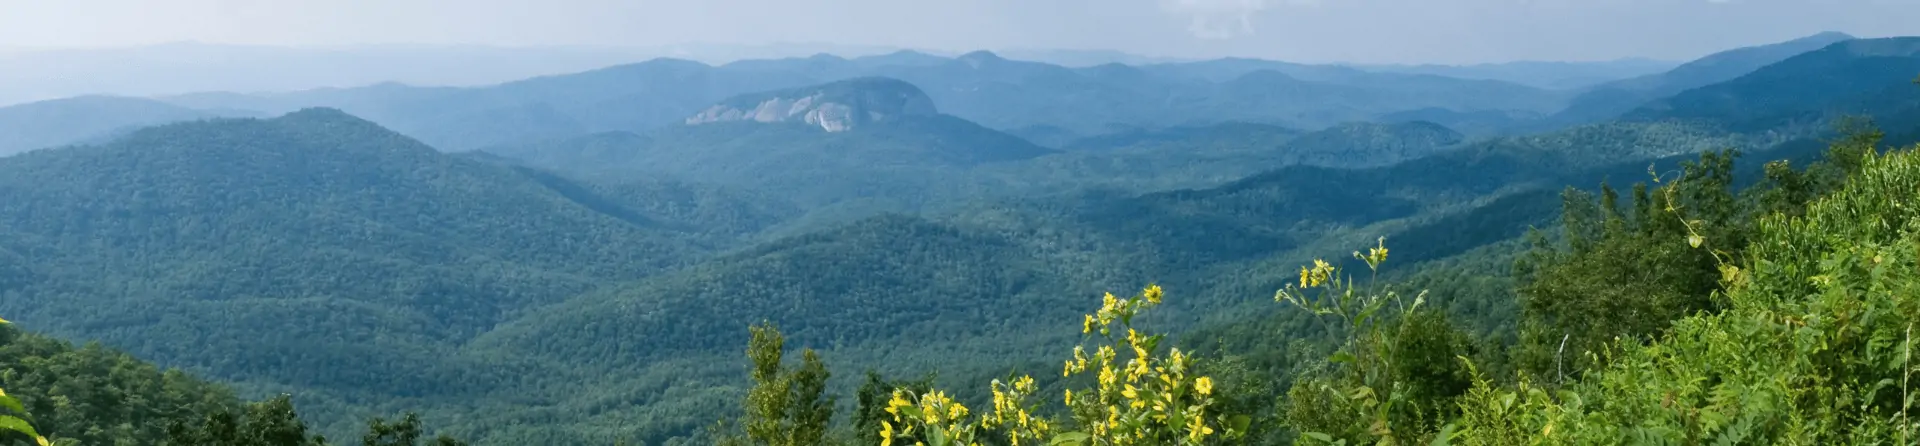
[1227,414,1252,434]
[0,415,39,437]
[928,426,949,446]
[0,395,25,417]
[1346,386,1375,401]
[1302,432,1335,444]
[1355,305,1379,328]
[1429,423,1459,446]
[1329,352,1356,364]
[1050,432,1091,446]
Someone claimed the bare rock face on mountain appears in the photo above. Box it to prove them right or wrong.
[685,77,937,132]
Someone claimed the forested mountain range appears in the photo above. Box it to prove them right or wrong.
[1546,31,1858,126]
[0,33,1917,445]
[144,49,1566,151]
[0,32,1859,157]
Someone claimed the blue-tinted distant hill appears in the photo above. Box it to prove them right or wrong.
[164,58,821,150]
[1353,58,1680,90]
[1625,37,1920,132]
[0,95,257,156]
[1548,31,1858,125]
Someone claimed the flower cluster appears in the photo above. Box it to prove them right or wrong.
[1061,285,1234,445]
[881,389,980,446]
[982,376,1051,444]
[1299,259,1335,288]
[882,286,1241,446]
[1357,236,1389,269]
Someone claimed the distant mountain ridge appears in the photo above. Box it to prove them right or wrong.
[0,96,248,156]
[1548,31,1858,125]
[149,49,1575,149]
[1625,36,1920,131]
[1354,58,1680,90]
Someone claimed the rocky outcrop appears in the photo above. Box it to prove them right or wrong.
[685,77,937,132]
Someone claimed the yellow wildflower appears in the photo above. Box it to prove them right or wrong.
[1187,415,1214,441]
[880,421,895,446]
[1143,284,1163,304]
[887,391,911,416]
[1064,388,1074,405]
[1195,376,1214,396]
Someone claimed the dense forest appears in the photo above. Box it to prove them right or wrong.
[687,119,1919,445]
[0,32,1918,446]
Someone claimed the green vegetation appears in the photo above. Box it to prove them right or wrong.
[0,315,468,446]
[1450,134,1920,444]
[688,123,1913,445]
[2,32,1918,446]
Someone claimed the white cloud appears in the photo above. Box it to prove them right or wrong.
[1160,0,1275,39]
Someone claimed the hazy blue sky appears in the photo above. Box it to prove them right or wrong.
[2,0,1917,63]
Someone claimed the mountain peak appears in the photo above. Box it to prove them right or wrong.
[805,53,847,62]
[277,106,364,123]
[1797,31,1856,43]
[1828,36,1920,57]
[957,50,1005,67]
[854,50,950,67]
[685,77,938,132]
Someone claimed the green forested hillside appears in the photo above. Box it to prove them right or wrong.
[746,119,1916,446]
[0,108,794,439]
[3,29,1919,446]
[0,321,238,446]
[0,316,478,446]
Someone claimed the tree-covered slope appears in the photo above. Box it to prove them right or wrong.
[4,39,1913,445]
[0,108,787,433]
[0,322,240,446]
[487,118,1053,213]
[1446,137,1920,444]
